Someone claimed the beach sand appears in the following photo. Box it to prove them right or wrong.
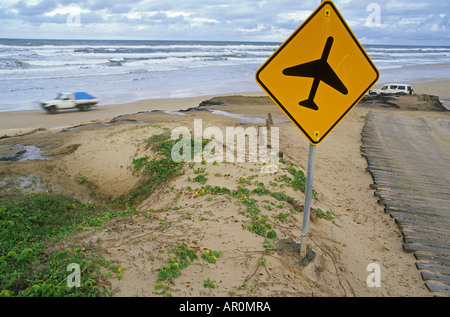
[0,79,449,297]
[1,79,449,135]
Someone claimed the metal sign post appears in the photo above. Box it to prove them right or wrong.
[299,0,323,260]
[300,142,316,258]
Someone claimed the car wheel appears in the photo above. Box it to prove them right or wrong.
[47,106,57,114]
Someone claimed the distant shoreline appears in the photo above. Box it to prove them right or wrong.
[1,63,449,114]
[1,38,449,112]
[1,78,449,137]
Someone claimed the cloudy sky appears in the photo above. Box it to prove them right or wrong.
[0,0,448,45]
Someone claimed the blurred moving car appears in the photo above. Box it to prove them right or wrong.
[41,92,99,114]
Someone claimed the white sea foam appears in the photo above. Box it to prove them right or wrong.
[0,39,449,112]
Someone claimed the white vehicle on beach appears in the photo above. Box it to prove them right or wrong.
[369,84,413,96]
[41,92,99,114]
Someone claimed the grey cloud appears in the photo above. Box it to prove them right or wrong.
[0,7,17,19]
[86,0,112,11]
[0,0,448,44]
[110,4,135,14]
[14,0,57,16]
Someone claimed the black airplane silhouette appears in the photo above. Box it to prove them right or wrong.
[282,36,348,111]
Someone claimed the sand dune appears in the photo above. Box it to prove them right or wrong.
[2,89,448,297]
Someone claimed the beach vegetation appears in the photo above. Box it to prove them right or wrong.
[263,240,275,250]
[154,243,222,296]
[203,277,217,289]
[201,249,222,263]
[316,208,338,225]
[193,174,208,184]
[156,243,197,284]
[185,169,308,239]
[274,212,290,222]
[0,193,128,297]
[125,133,210,205]
[194,167,206,174]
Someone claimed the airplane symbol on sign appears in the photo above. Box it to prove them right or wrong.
[282,36,348,110]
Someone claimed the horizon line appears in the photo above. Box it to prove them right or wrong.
[0,37,449,47]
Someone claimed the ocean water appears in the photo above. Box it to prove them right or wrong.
[0,38,449,112]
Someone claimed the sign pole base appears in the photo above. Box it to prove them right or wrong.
[300,143,317,259]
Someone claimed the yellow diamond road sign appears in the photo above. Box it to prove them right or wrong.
[256,1,379,145]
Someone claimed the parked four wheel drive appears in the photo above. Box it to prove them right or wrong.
[41,92,100,114]
[369,84,413,96]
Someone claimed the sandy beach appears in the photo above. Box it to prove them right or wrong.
[0,92,260,134]
[1,79,449,135]
[0,77,449,297]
